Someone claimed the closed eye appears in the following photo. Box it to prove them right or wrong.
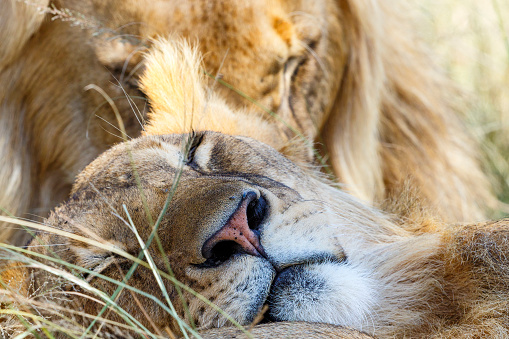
[185,132,205,166]
[82,254,125,282]
[284,40,319,80]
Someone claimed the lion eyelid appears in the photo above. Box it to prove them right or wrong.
[83,255,120,282]
[185,132,205,166]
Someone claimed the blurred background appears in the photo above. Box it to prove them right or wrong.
[415,0,509,213]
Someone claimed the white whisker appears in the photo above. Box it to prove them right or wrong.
[298,40,327,76]
[113,21,149,32]
[125,60,146,84]
[99,126,128,142]
[114,80,146,131]
[106,34,143,42]
[95,115,133,140]
[119,46,148,84]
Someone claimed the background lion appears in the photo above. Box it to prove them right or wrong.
[0,0,496,245]
[1,41,509,337]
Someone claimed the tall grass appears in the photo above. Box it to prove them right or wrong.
[0,83,253,339]
[0,138,254,338]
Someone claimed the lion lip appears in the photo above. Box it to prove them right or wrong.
[270,252,347,274]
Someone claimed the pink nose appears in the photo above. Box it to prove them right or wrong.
[202,192,267,259]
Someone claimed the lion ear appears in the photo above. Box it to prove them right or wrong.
[0,0,49,70]
[139,38,207,135]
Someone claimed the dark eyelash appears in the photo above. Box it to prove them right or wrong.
[186,132,204,165]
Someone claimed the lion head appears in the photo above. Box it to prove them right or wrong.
[4,129,509,338]
[0,130,439,337]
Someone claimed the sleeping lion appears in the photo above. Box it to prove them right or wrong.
[1,39,509,339]
[0,0,495,246]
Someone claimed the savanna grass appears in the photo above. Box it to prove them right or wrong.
[413,0,509,212]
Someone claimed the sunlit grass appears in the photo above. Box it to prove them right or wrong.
[0,201,253,338]
[0,83,253,338]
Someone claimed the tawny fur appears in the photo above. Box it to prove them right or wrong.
[0,0,495,249]
[140,40,283,150]
[1,136,508,338]
[322,1,493,218]
[197,322,373,338]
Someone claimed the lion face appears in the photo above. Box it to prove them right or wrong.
[8,130,507,338]
[149,0,344,142]
[35,131,399,333]
[48,0,342,146]
[75,0,343,146]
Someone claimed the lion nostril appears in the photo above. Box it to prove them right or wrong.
[246,195,267,231]
[199,191,267,268]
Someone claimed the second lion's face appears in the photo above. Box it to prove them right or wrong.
[80,0,344,149]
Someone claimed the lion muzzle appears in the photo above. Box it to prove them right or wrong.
[201,191,268,265]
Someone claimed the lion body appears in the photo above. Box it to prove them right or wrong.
[0,0,496,246]
[196,322,373,338]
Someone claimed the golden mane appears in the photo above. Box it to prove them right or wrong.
[323,0,494,220]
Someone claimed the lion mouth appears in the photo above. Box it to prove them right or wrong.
[193,190,349,325]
